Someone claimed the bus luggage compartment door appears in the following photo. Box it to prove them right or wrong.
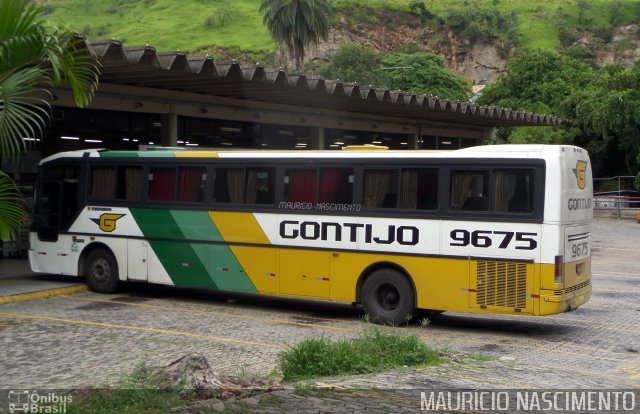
[127,240,148,281]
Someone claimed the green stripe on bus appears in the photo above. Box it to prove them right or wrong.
[99,151,177,158]
[129,208,217,289]
[170,210,257,292]
[99,152,139,158]
[129,208,257,293]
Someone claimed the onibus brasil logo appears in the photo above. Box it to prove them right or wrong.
[7,390,72,413]
[91,213,125,232]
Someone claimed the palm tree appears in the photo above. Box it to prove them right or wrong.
[0,0,99,239]
[260,0,333,71]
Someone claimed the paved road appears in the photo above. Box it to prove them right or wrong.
[0,218,639,412]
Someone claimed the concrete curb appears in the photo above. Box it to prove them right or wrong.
[0,284,88,304]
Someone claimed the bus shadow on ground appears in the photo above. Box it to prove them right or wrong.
[423,313,582,338]
[121,281,363,320]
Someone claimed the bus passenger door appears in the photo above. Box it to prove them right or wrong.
[278,250,330,299]
[32,163,81,275]
[127,240,148,281]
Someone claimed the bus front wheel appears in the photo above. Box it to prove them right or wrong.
[361,269,415,325]
[85,248,119,293]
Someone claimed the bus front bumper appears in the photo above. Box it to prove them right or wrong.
[538,281,591,315]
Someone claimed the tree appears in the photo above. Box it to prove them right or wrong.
[0,0,99,239]
[476,49,640,180]
[378,53,472,101]
[572,61,640,177]
[477,49,594,116]
[318,43,382,86]
[259,0,332,71]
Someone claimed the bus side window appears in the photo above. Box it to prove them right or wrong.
[118,167,143,201]
[148,167,176,201]
[450,170,489,211]
[285,169,317,203]
[177,167,206,202]
[493,169,534,213]
[319,168,353,204]
[91,166,143,201]
[246,167,275,204]
[400,168,438,210]
[91,167,117,199]
[363,169,399,208]
[214,168,244,203]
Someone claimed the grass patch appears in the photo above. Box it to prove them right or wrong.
[66,361,187,414]
[278,327,441,382]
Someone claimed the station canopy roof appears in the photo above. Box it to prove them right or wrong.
[88,40,560,128]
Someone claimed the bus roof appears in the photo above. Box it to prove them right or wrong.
[39,145,578,164]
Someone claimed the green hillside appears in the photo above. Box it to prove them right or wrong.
[44,0,640,55]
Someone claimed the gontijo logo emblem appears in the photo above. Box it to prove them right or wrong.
[91,213,125,232]
[573,160,587,190]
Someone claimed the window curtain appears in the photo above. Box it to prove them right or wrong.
[399,170,418,209]
[363,170,390,208]
[226,169,244,203]
[124,167,143,201]
[288,170,317,203]
[417,171,438,209]
[91,168,116,200]
[493,172,510,212]
[450,172,474,210]
[319,169,343,203]
[245,168,258,204]
[178,167,204,202]
[148,168,176,201]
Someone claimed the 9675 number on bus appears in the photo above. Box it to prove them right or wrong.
[449,230,538,250]
[572,242,589,258]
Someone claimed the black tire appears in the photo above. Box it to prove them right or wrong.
[85,248,119,293]
[361,268,415,325]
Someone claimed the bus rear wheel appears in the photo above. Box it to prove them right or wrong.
[85,248,119,293]
[361,269,415,325]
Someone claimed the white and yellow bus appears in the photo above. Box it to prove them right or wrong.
[30,145,592,324]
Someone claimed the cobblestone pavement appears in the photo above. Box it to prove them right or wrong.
[0,218,639,413]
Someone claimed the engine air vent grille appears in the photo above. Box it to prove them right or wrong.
[476,261,527,309]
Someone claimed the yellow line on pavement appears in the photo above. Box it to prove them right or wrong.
[0,284,88,304]
[594,288,640,294]
[0,311,284,350]
[68,293,637,363]
[593,271,640,278]
[64,296,628,362]
[61,295,362,334]
[421,334,638,364]
[158,296,351,324]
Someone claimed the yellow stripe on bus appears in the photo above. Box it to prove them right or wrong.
[174,151,219,158]
[209,211,277,294]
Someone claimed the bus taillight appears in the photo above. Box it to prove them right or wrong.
[554,255,563,284]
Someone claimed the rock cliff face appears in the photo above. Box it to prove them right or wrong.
[308,18,510,86]
[303,18,640,86]
[593,24,640,67]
